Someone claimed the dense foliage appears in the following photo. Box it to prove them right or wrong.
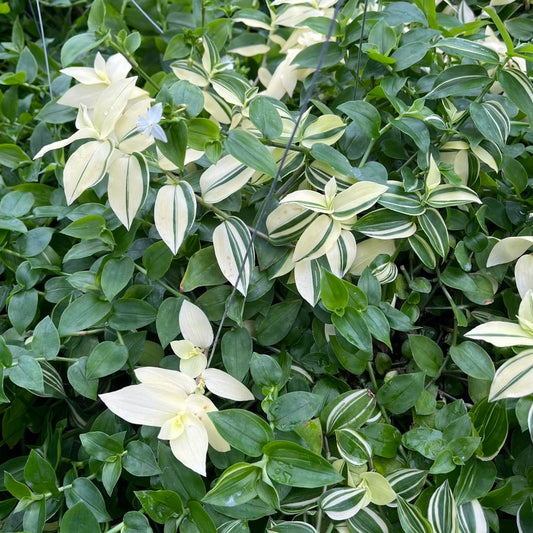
[2,0,533,531]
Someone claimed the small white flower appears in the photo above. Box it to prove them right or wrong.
[171,301,254,402]
[136,103,168,142]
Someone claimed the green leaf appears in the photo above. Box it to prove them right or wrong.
[310,143,353,177]
[67,357,99,400]
[256,300,301,346]
[156,120,187,169]
[269,392,322,431]
[181,246,226,291]
[221,327,253,380]
[225,130,276,176]
[142,241,174,280]
[64,477,111,522]
[498,68,533,122]
[377,372,425,414]
[80,431,124,461]
[408,335,443,377]
[449,342,494,381]
[122,511,152,533]
[470,398,508,460]
[454,459,496,505]
[156,297,183,348]
[123,441,161,477]
[86,341,128,379]
[60,502,100,533]
[518,497,533,533]
[436,38,500,64]
[470,101,509,149]
[9,355,44,393]
[0,143,31,168]
[8,289,38,333]
[209,409,274,457]
[61,32,107,66]
[58,293,112,336]
[203,463,261,507]
[250,352,283,388]
[391,117,429,153]
[100,256,134,301]
[332,307,372,353]
[24,450,57,495]
[320,269,349,315]
[135,490,183,523]
[293,42,343,69]
[426,65,491,99]
[249,96,283,140]
[108,299,156,330]
[23,498,46,533]
[360,423,402,459]
[483,7,514,55]
[338,100,381,138]
[263,441,343,488]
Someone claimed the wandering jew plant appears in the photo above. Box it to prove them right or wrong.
[3,0,533,531]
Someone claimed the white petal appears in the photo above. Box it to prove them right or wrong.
[158,415,186,440]
[185,394,229,450]
[33,128,97,159]
[179,301,213,348]
[107,53,133,82]
[134,366,196,394]
[181,354,207,378]
[516,255,533,299]
[58,84,107,108]
[99,383,183,427]
[170,340,196,358]
[203,368,254,401]
[169,417,209,476]
[60,66,103,85]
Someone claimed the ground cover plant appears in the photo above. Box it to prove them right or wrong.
[2,0,533,531]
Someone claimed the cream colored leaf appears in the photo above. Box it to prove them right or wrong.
[280,189,329,213]
[294,259,321,306]
[63,140,114,204]
[516,255,533,299]
[293,215,341,262]
[134,366,196,394]
[326,230,357,278]
[349,238,396,276]
[465,321,533,347]
[107,153,148,229]
[301,114,346,148]
[426,155,441,191]
[487,236,533,267]
[489,349,533,401]
[154,183,197,254]
[332,181,388,221]
[203,368,254,401]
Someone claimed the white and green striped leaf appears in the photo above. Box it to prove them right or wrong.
[408,234,437,270]
[335,428,372,467]
[465,321,533,348]
[486,236,533,267]
[489,349,533,401]
[319,487,370,521]
[322,389,376,434]
[517,496,533,533]
[346,505,391,533]
[470,101,510,149]
[200,154,255,204]
[436,38,500,64]
[201,35,220,74]
[332,181,388,221]
[107,152,149,230]
[63,140,114,205]
[213,216,254,296]
[266,204,317,245]
[418,208,449,257]
[356,210,416,239]
[350,238,396,276]
[326,230,357,278]
[267,521,316,533]
[280,189,329,213]
[378,183,425,216]
[498,68,533,122]
[154,182,197,254]
[171,60,209,87]
[386,469,427,507]
[426,65,491,99]
[294,258,322,306]
[301,115,346,149]
[305,161,353,191]
[293,215,341,262]
[457,500,488,533]
[211,71,251,106]
[516,254,533,298]
[233,8,271,30]
[428,481,458,533]
[396,496,433,533]
[425,185,481,208]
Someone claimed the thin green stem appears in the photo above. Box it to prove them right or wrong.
[264,140,308,153]
[359,123,392,168]
[134,264,182,297]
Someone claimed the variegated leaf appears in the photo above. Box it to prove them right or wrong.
[267,203,317,245]
[280,189,329,213]
[386,469,427,507]
[63,140,114,204]
[201,35,220,74]
[436,38,500,64]
[350,238,396,276]
[107,152,149,229]
[332,181,389,221]
[425,185,481,208]
[171,60,209,87]
[457,500,488,533]
[335,428,372,467]
[408,234,437,270]
[470,101,510,149]
[294,258,322,306]
[293,215,341,262]
[418,208,449,257]
[516,254,533,298]
[267,521,317,533]
[396,496,433,533]
[320,487,370,521]
[213,216,254,296]
[200,154,255,204]
[498,68,533,122]
[378,183,425,216]
[305,161,354,191]
[233,8,272,30]
[465,321,533,348]
[211,71,251,106]
[486,236,533,267]
[346,505,392,533]
[488,349,533,401]
[301,115,346,149]
[428,481,458,533]
[326,230,357,278]
[154,182,197,254]
[323,389,375,434]
[355,210,416,239]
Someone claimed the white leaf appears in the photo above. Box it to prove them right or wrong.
[179,300,213,348]
[203,368,254,401]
